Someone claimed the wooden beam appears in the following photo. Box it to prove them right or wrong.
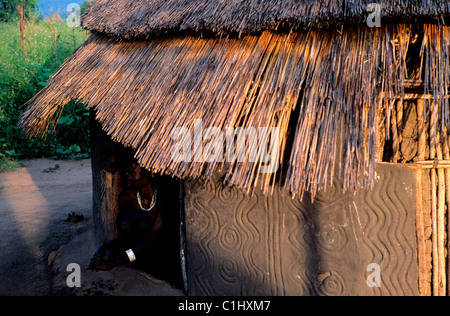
[90,109,123,243]
[415,169,429,296]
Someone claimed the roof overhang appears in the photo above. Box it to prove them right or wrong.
[19,24,450,199]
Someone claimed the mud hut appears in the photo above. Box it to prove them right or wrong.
[20,0,450,295]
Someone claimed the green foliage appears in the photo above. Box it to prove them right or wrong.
[0,18,90,164]
[80,0,93,15]
[0,154,23,172]
[0,0,38,22]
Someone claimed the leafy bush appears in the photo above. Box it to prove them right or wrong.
[0,17,90,164]
[0,0,38,23]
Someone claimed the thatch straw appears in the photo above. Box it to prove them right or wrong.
[20,32,305,196]
[81,0,450,39]
[285,24,411,198]
[19,23,450,199]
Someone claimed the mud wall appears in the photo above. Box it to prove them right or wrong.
[381,98,448,296]
[184,164,419,296]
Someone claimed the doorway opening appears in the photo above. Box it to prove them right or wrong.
[116,148,187,291]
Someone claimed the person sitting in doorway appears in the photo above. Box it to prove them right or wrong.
[88,160,161,271]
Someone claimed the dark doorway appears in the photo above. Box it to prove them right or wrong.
[117,149,186,290]
[143,173,186,290]
[90,113,186,291]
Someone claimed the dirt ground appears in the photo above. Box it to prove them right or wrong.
[0,159,92,295]
[0,158,183,296]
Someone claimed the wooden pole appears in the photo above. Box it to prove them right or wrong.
[392,101,400,162]
[442,127,450,296]
[90,109,123,243]
[416,98,430,295]
[415,168,428,296]
[417,99,426,161]
[16,4,29,60]
[397,100,403,142]
[436,128,446,296]
[430,99,439,296]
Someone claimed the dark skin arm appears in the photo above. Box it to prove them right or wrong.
[88,213,162,271]
[88,189,162,271]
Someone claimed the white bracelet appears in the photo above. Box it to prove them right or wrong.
[126,249,136,262]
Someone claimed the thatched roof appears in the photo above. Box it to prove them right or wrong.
[81,0,450,38]
[19,1,450,199]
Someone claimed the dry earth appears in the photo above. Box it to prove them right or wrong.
[0,158,183,296]
[0,159,92,295]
